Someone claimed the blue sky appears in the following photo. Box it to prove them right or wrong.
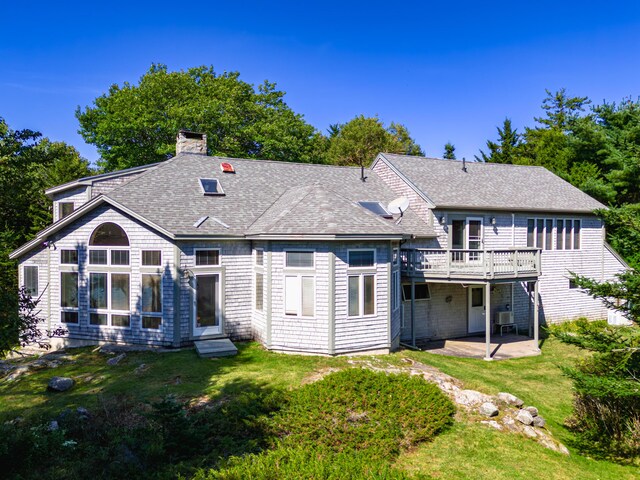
[1,1,639,164]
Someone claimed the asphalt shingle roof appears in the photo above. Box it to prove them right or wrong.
[106,154,435,238]
[381,154,605,213]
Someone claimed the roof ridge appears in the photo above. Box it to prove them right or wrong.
[382,153,547,169]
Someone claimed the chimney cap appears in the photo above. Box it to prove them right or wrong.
[178,129,206,140]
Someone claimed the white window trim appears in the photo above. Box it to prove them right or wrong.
[192,272,223,335]
[60,271,79,324]
[348,273,377,318]
[284,249,315,270]
[141,249,162,267]
[347,248,376,269]
[198,178,225,196]
[254,248,264,267]
[140,273,163,331]
[254,271,265,313]
[391,270,401,312]
[60,248,79,265]
[401,283,431,302]
[88,272,132,329]
[284,274,315,318]
[194,248,221,268]
[21,264,39,297]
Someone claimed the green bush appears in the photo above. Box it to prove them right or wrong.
[551,319,640,458]
[196,368,454,479]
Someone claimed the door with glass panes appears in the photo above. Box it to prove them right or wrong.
[193,274,221,336]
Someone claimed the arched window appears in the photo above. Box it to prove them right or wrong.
[90,222,129,246]
[87,222,131,329]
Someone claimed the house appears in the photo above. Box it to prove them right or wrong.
[11,131,627,358]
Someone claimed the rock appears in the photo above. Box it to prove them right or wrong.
[48,420,59,431]
[539,436,570,455]
[522,425,538,438]
[5,365,30,382]
[497,392,524,407]
[479,402,499,417]
[134,363,148,375]
[106,353,126,366]
[532,415,546,428]
[453,389,491,407]
[516,409,534,426]
[47,376,74,392]
[524,406,539,417]
[481,420,503,430]
[77,407,90,418]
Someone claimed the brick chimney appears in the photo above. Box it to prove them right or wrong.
[176,130,207,155]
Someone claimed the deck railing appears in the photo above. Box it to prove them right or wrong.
[400,248,540,279]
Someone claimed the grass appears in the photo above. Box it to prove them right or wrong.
[1,339,638,479]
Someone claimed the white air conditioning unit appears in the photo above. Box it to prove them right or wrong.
[495,311,514,325]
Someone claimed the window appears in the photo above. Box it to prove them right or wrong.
[111,250,130,266]
[391,270,400,311]
[61,249,78,264]
[402,283,431,301]
[255,249,264,266]
[61,272,78,323]
[59,202,74,219]
[285,275,314,316]
[195,249,220,266]
[255,272,264,311]
[199,178,225,195]
[90,222,129,246]
[285,251,314,268]
[89,272,130,327]
[348,250,375,268]
[142,250,162,266]
[555,219,581,250]
[141,274,162,329]
[348,274,375,317]
[358,201,393,218]
[23,266,38,297]
[89,250,107,265]
[527,218,554,250]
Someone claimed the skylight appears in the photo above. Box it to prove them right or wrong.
[199,178,225,196]
[358,201,393,218]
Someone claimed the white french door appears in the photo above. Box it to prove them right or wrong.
[466,217,483,262]
[193,273,222,337]
[468,286,486,333]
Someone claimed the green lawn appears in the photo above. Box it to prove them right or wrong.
[1,339,638,479]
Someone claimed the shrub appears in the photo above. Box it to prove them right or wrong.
[551,319,640,458]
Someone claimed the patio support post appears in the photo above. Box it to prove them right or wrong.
[484,282,492,361]
[534,280,540,352]
[411,277,416,347]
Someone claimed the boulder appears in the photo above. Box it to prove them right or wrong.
[48,420,59,431]
[522,425,538,438]
[453,389,491,407]
[107,353,126,366]
[524,406,539,417]
[481,420,503,430]
[479,402,499,417]
[497,392,524,407]
[47,376,74,392]
[516,409,534,426]
[532,415,546,428]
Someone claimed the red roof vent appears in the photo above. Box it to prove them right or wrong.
[220,162,235,174]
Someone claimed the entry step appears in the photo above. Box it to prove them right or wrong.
[195,338,238,358]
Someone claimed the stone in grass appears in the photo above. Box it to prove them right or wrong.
[47,376,74,392]
[107,353,126,366]
[524,406,539,417]
[48,420,59,431]
[497,392,524,407]
[532,415,546,428]
[516,409,534,426]
[479,402,499,417]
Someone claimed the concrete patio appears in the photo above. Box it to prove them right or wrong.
[416,334,541,360]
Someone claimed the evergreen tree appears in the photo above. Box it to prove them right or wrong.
[443,142,456,159]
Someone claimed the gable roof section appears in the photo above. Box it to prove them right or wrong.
[9,195,174,259]
[246,185,429,238]
[376,153,605,213]
[45,163,159,198]
[105,154,436,238]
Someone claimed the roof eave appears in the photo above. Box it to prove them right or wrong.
[435,205,604,214]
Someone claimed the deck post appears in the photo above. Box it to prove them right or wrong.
[513,250,519,277]
[534,280,540,352]
[484,282,492,361]
[411,278,416,347]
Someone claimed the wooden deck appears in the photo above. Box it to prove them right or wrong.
[194,338,238,358]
